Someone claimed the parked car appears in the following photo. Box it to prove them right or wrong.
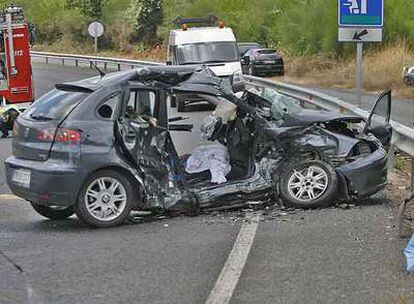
[5,66,392,228]
[403,66,414,86]
[242,48,284,76]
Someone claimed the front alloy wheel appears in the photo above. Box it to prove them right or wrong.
[75,170,135,228]
[279,160,338,209]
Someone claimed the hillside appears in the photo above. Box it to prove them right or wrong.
[3,0,414,97]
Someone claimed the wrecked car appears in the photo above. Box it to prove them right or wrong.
[5,66,392,227]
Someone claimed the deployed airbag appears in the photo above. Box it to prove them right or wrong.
[185,144,231,184]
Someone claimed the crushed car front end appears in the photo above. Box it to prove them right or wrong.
[329,134,388,200]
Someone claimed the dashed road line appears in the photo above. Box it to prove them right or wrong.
[205,212,261,304]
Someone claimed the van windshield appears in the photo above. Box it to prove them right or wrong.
[176,41,239,65]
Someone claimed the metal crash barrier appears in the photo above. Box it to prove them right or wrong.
[30,51,414,233]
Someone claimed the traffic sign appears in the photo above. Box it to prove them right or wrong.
[88,21,104,38]
[338,0,384,27]
[338,27,382,42]
[337,1,384,106]
[88,21,104,53]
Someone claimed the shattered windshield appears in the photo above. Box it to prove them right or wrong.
[259,88,302,123]
[176,42,239,65]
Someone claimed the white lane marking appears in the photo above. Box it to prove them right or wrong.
[206,212,261,304]
[0,194,20,201]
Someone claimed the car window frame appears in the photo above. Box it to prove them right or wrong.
[121,83,164,126]
[94,90,122,121]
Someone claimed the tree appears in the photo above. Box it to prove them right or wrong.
[66,0,107,21]
[130,0,163,45]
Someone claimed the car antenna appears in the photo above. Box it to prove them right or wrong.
[90,61,106,78]
[72,47,106,78]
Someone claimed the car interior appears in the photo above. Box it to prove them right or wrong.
[169,94,257,189]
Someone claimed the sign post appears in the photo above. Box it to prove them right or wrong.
[338,0,384,105]
[88,21,104,53]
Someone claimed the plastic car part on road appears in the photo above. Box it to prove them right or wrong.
[404,234,414,272]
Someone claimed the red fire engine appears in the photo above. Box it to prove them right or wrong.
[0,6,33,110]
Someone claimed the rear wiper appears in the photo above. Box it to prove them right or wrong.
[30,114,53,121]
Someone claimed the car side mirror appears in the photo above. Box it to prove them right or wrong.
[243,55,250,64]
[166,60,173,66]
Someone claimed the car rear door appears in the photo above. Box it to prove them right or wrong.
[363,90,392,149]
[116,85,171,194]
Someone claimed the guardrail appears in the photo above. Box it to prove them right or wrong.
[30,51,414,199]
[30,51,164,70]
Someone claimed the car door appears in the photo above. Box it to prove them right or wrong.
[117,85,171,199]
[363,90,392,149]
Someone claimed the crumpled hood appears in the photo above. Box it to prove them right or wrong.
[281,109,364,127]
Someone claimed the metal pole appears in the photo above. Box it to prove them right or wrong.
[356,43,363,106]
[94,37,98,53]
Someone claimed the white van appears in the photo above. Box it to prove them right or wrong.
[167,17,242,111]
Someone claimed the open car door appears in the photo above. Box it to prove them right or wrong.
[116,85,172,207]
[363,90,392,150]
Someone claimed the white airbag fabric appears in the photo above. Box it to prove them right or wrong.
[185,144,231,184]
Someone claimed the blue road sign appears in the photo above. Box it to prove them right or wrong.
[338,0,384,27]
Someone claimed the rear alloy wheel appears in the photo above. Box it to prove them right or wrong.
[30,203,74,220]
[279,160,338,209]
[75,170,135,228]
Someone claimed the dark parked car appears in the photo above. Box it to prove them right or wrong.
[5,66,392,228]
[242,48,284,76]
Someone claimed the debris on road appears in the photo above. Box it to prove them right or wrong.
[404,235,414,272]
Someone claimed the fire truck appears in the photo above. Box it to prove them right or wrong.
[0,5,34,111]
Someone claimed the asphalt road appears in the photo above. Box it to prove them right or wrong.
[1,63,413,304]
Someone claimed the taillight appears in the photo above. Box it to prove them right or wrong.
[55,128,81,144]
[37,128,81,144]
[37,128,56,142]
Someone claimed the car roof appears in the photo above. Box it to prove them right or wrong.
[254,48,276,52]
[238,42,260,46]
[55,66,199,92]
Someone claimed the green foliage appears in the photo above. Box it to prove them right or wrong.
[129,0,163,45]
[175,0,414,56]
[2,0,414,55]
[65,0,107,22]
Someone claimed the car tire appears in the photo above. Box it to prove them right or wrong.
[248,65,255,76]
[177,96,186,112]
[30,203,75,220]
[171,96,177,107]
[75,170,135,228]
[279,160,338,209]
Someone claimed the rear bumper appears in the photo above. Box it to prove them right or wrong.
[252,63,284,75]
[336,148,388,199]
[5,156,87,206]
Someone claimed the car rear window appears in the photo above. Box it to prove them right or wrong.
[257,49,276,55]
[23,89,89,121]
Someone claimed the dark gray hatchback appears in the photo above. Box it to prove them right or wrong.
[5,66,393,228]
